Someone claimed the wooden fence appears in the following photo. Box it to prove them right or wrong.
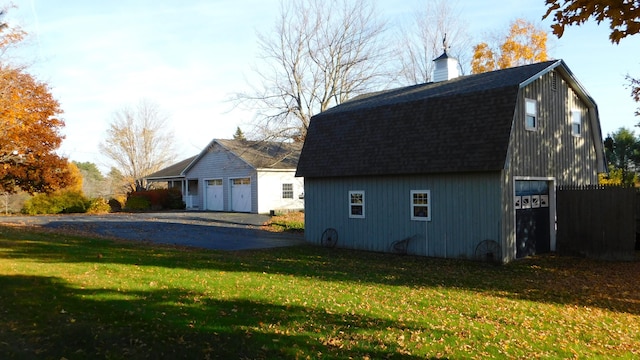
[556,185,636,261]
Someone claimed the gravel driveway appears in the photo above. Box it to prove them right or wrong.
[0,211,306,251]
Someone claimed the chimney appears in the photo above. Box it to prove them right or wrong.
[432,36,459,82]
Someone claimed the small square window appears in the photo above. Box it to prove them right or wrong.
[349,191,365,219]
[525,98,537,131]
[282,183,293,199]
[571,110,582,136]
[411,190,431,221]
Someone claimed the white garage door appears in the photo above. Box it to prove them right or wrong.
[231,178,251,212]
[205,179,224,211]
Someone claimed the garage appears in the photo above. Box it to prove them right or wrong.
[231,178,251,212]
[205,179,224,211]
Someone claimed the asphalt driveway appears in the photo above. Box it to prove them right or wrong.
[0,211,306,251]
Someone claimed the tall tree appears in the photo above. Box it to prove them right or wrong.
[471,18,549,74]
[74,161,109,198]
[233,126,246,141]
[234,0,389,141]
[395,0,471,85]
[99,99,176,191]
[603,127,640,185]
[629,75,640,117]
[0,66,73,194]
[543,0,640,44]
[0,6,26,59]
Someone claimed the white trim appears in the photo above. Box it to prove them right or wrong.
[410,190,431,221]
[512,177,557,255]
[348,190,365,219]
[571,109,582,137]
[525,98,538,131]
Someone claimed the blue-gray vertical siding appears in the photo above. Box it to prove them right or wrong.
[304,172,502,259]
[186,143,258,213]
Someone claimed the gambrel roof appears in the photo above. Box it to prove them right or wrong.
[296,59,603,178]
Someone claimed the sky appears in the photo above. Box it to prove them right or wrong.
[6,0,640,172]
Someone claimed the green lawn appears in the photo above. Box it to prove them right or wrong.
[0,225,639,359]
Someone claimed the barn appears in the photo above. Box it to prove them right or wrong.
[296,53,606,263]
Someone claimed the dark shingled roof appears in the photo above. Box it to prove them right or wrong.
[296,60,559,178]
[146,155,197,180]
[215,139,302,169]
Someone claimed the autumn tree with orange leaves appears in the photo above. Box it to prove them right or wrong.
[0,10,73,194]
[543,0,640,44]
[471,19,549,74]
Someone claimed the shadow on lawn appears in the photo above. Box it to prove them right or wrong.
[0,274,432,359]
[2,225,640,318]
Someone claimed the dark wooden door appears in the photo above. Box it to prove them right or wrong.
[515,181,551,258]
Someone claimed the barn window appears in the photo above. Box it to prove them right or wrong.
[525,98,537,131]
[571,110,582,136]
[349,191,365,218]
[411,190,431,221]
[282,183,293,199]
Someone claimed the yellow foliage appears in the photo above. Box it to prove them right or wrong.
[471,18,549,74]
[64,162,84,193]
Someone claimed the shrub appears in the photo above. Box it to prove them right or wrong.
[22,191,90,215]
[125,189,185,211]
[87,198,111,214]
[108,198,124,212]
[124,195,151,211]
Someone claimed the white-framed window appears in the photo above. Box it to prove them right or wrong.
[525,98,537,131]
[282,183,293,199]
[349,190,365,218]
[411,190,431,221]
[571,110,582,136]
[207,179,222,186]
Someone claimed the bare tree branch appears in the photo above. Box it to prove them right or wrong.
[99,99,176,191]
[394,0,471,85]
[232,0,391,142]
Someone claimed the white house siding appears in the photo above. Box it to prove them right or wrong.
[304,172,503,259]
[185,143,258,213]
[256,170,304,214]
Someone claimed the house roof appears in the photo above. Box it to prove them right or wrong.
[146,139,302,181]
[178,138,302,175]
[213,139,302,170]
[145,155,197,180]
[296,59,601,178]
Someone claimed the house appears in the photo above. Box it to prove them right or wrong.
[146,139,304,214]
[295,53,606,263]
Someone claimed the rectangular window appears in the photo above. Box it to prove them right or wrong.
[282,183,293,199]
[207,179,222,186]
[411,190,431,221]
[571,110,582,136]
[525,98,537,130]
[349,191,365,218]
[232,178,250,185]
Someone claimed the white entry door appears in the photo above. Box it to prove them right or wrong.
[231,178,251,212]
[205,179,224,211]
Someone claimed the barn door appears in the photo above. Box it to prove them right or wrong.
[515,180,551,258]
